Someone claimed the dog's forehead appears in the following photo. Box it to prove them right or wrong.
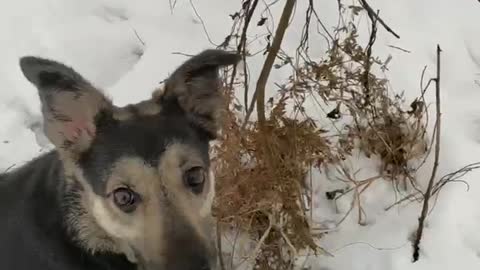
[78,112,210,192]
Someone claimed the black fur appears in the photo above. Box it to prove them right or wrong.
[79,108,211,195]
[0,113,210,269]
[0,152,135,270]
[0,49,239,270]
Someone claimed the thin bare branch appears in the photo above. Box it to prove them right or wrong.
[359,0,400,39]
[132,28,146,46]
[412,45,442,262]
[189,0,218,46]
[228,0,260,114]
[388,44,411,53]
[216,222,226,270]
[248,0,296,128]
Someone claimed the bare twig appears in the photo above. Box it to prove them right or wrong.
[412,45,442,262]
[171,51,195,57]
[244,0,296,128]
[228,0,260,114]
[387,45,411,53]
[169,0,178,13]
[431,162,480,195]
[359,0,400,39]
[385,162,480,211]
[234,215,273,270]
[216,221,226,270]
[132,28,146,46]
[189,0,218,46]
[362,8,378,109]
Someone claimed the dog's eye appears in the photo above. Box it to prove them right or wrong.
[183,166,206,194]
[112,187,140,213]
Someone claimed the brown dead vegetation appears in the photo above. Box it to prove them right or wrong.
[211,1,429,269]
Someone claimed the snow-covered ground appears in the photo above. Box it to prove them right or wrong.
[0,0,479,269]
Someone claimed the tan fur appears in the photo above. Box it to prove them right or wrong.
[18,50,239,269]
[200,169,216,218]
[156,143,215,242]
[62,160,120,255]
[151,87,165,100]
[112,100,162,121]
[63,143,215,264]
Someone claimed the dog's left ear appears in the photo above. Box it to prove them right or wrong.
[19,56,112,157]
[156,49,240,139]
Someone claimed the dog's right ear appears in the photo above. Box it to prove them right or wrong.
[19,56,112,156]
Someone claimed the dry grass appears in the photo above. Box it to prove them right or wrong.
[211,1,429,269]
[213,88,333,269]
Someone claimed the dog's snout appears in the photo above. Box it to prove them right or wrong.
[146,261,211,270]
[159,213,216,270]
[185,252,210,270]
[146,254,211,270]
[163,244,214,270]
[187,254,211,270]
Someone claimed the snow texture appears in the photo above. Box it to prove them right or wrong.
[0,0,479,270]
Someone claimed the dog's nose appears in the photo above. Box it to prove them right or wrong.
[167,253,211,270]
[161,215,216,270]
[160,237,214,270]
[198,257,211,270]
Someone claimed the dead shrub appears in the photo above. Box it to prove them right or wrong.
[212,1,428,269]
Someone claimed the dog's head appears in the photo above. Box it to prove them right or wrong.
[19,50,239,270]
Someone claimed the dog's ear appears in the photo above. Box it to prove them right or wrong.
[156,49,240,139]
[19,56,112,156]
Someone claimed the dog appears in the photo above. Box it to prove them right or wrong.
[0,49,239,270]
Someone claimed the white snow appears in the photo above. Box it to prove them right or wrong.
[0,0,479,269]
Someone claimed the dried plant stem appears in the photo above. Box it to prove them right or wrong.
[359,0,400,39]
[243,0,296,129]
[228,0,259,111]
[412,45,442,262]
[362,7,378,109]
[132,28,146,46]
[216,221,226,270]
[235,215,273,270]
[240,0,259,114]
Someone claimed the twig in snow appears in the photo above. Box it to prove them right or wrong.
[169,0,178,14]
[189,0,218,46]
[216,221,226,270]
[228,0,260,115]
[388,44,411,53]
[384,193,421,211]
[171,51,195,57]
[431,162,480,196]
[385,162,480,212]
[362,7,378,108]
[234,214,273,270]
[132,28,146,46]
[359,0,400,39]
[412,45,442,262]
[332,240,409,253]
[242,0,296,129]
